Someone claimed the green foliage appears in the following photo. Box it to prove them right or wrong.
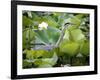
[25,50,52,59]
[34,52,58,67]
[34,26,60,44]
[23,16,33,28]
[22,11,90,68]
[60,41,79,57]
[42,16,58,27]
[70,29,86,42]
[23,28,35,49]
[23,50,58,68]
[23,60,33,68]
[80,40,90,56]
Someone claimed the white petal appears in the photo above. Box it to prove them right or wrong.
[38,22,48,30]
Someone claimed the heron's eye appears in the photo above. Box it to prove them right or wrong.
[64,23,75,26]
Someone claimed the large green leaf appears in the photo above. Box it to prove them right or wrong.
[80,40,90,56]
[70,29,85,42]
[60,41,80,57]
[34,30,49,44]
[34,27,61,45]
[47,27,61,44]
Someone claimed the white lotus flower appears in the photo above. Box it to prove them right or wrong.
[38,22,48,30]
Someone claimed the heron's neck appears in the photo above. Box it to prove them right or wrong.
[55,25,68,47]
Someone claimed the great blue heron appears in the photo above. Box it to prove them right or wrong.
[33,23,74,51]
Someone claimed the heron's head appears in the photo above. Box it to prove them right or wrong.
[64,22,76,26]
